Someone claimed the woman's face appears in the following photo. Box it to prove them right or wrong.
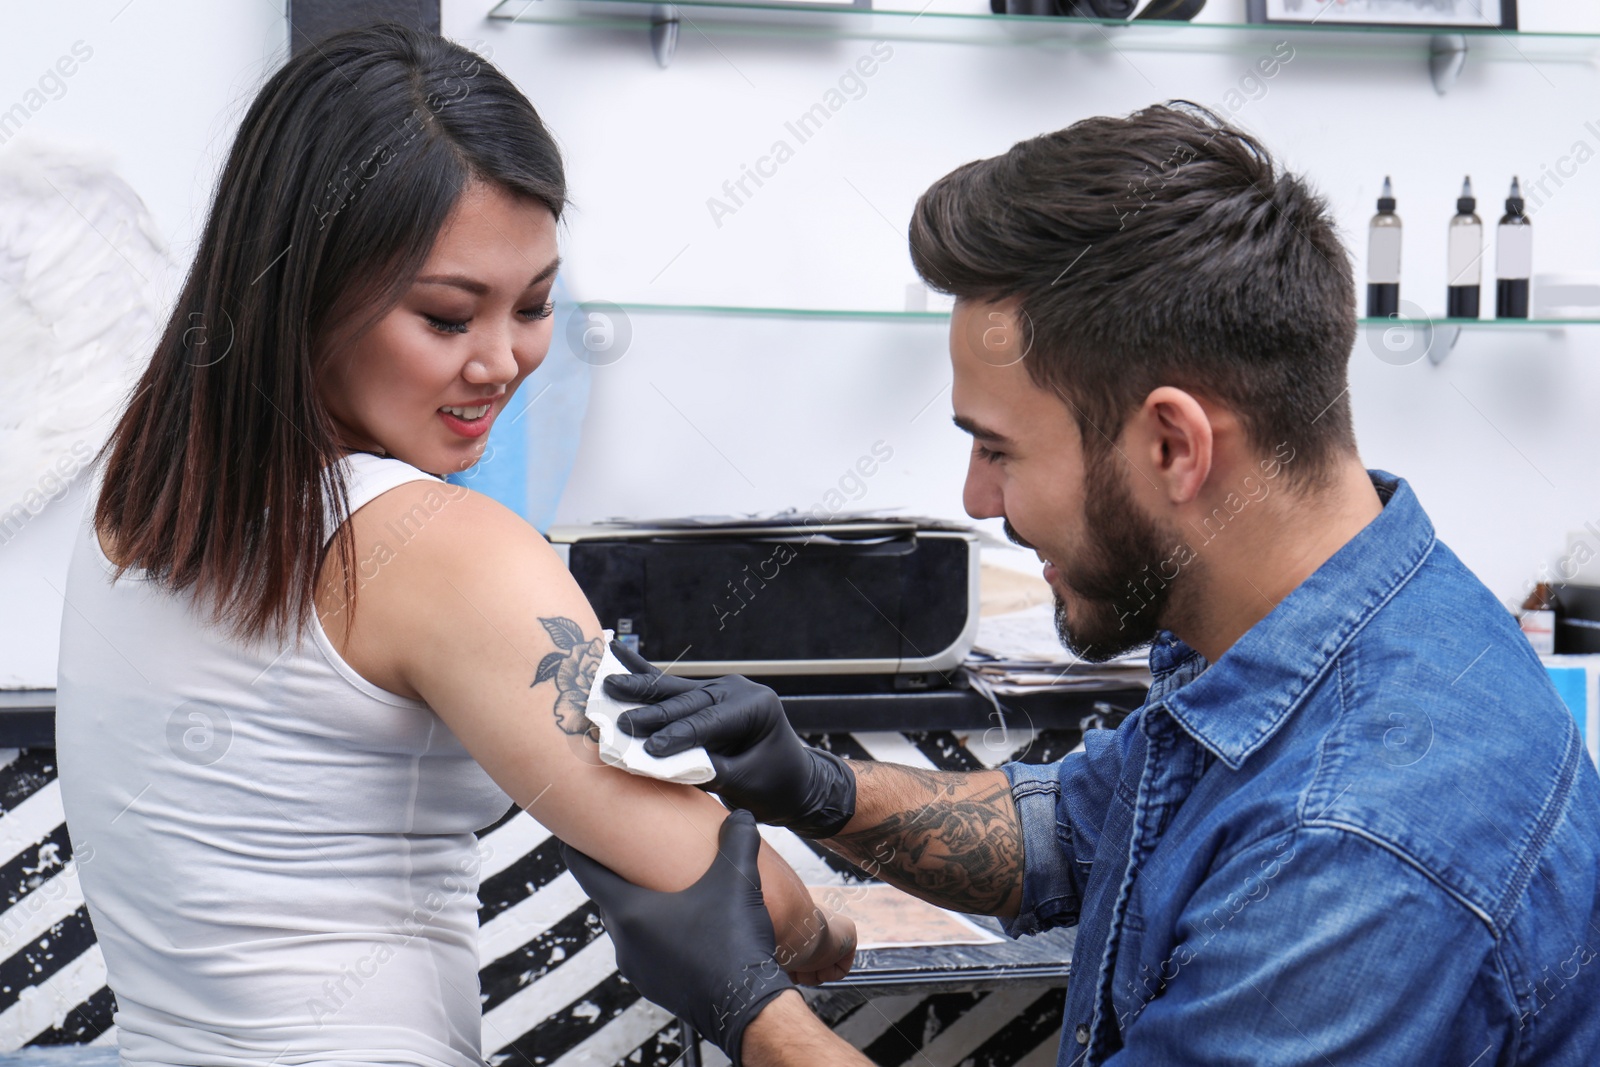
[318,179,560,477]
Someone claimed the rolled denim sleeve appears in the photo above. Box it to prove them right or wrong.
[999,720,1132,939]
[999,759,1073,938]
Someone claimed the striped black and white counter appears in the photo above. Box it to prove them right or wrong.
[0,683,1143,1066]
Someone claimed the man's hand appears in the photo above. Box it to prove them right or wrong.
[559,809,795,1066]
[741,989,875,1067]
[603,642,1025,922]
[604,641,857,838]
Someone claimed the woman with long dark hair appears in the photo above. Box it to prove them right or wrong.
[54,22,853,1067]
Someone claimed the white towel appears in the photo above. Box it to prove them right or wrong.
[583,631,716,785]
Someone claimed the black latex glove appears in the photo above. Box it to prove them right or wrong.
[604,640,857,839]
[558,809,793,1066]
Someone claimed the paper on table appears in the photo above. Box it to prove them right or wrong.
[808,884,1004,950]
[974,602,1075,662]
[974,601,1149,670]
[582,631,716,786]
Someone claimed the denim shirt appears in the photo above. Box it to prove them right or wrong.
[1001,471,1600,1065]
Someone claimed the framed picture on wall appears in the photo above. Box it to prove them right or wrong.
[1245,0,1516,30]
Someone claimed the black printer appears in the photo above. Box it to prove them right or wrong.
[545,518,980,681]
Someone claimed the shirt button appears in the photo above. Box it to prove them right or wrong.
[1075,1024,1089,1045]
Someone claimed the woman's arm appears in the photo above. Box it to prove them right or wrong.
[320,482,843,973]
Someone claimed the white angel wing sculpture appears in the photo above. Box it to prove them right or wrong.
[0,136,174,532]
[0,136,175,688]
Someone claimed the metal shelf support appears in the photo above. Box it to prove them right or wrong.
[651,4,679,67]
[1430,33,1468,94]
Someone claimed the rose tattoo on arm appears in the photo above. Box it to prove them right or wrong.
[532,616,604,736]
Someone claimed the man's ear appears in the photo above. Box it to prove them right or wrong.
[1129,387,1213,505]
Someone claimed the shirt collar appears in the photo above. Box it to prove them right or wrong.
[1150,470,1435,771]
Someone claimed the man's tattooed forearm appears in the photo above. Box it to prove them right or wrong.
[824,762,1022,915]
[531,616,602,735]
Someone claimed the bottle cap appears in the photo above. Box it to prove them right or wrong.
[1456,175,1475,215]
[1505,176,1525,216]
[1377,175,1395,212]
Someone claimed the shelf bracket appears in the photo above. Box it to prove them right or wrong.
[651,4,679,68]
[1430,34,1468,95]
[1427,323,1462,365]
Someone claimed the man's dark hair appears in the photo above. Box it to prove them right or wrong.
[910,101,1356,485]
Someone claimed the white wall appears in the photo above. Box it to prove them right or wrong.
[443,0,1600,608]
[2,1,287,298]
[1,1,286,687]
[5,0,1598,658]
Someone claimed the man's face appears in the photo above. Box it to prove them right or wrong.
[950,299,1183,662]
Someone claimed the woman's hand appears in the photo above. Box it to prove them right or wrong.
[785,909,857,987]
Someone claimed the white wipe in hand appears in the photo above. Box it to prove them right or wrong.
[583,631,716,785]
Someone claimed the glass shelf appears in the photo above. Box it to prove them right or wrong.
[489,0,1600,62]
[563,300,952,321]
[557,304,1592,367]
[1359,316,1600,327]
[559,301,1600,327]
[1358,315,1598,365]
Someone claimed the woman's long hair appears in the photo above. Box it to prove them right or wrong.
[92,21,565,648]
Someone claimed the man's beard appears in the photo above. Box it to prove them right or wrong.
[1039,450,1187,663]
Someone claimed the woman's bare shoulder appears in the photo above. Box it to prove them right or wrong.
[95,522,127,568]
[340,478,548,563]
[316,479,575,698]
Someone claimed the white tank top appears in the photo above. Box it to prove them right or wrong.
[55,453,512,1067]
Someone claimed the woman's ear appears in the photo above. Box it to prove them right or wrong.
[1135,386,1213,505]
